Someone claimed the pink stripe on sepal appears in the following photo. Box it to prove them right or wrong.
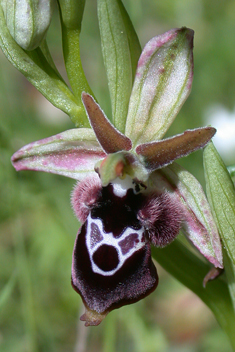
[125,27,194,146]
[11,128,106,180]
[136,127,216,170]
[82,92,132,154]
[150,162,223,269]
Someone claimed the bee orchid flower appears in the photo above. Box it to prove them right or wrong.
[11,27,223,326]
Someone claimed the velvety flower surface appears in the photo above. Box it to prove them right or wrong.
[11,27,223,326]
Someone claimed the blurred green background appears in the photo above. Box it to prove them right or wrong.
[1,0,235,351]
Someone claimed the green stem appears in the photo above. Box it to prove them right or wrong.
[56,0,93,126]
[58,8,94,128]
[61,25,93,100]
[103,312,116,352]
[152,238,235,350]
[39,39,65,80]
[227,165,235,186]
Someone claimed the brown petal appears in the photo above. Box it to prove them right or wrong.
[82,92,132,153]
[136,127,216,170]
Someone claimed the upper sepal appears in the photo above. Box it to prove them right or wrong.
[11,128,106,180]
[82,93,132,153]
[125,27,194,147]
[136,127,216,171]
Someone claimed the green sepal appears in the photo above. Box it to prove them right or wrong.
[125,27,194,146]
[151,162,223,268]
[97,0,141,132]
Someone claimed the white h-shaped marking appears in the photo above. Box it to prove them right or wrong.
[86,213,145,276]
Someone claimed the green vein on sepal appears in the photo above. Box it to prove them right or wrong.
[125,27,194,147]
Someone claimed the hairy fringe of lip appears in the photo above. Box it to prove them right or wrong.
[71,174,182,326]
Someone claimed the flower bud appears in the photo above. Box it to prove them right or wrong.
[1,0,55,50]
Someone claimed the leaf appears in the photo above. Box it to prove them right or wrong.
[203,142,235,267]
[11,128,106,180]
[125,27,194,147]
[97,0,141,132]
[0,271,16,310]
[136,127,216,170]
[227,165,235,185]
[150,162,223,268]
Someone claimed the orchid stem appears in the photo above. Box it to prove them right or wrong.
[59,18,94,127]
